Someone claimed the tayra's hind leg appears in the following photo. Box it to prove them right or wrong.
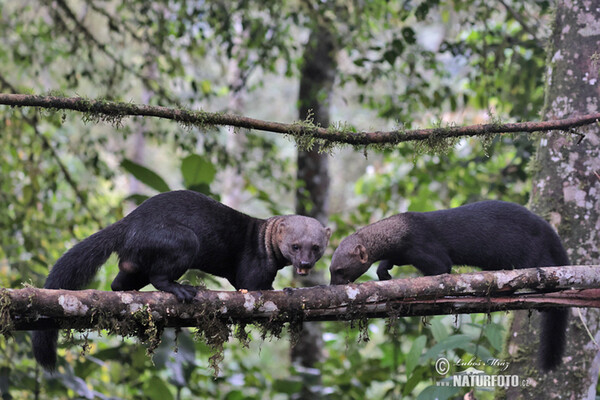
[377,260,394,281]
[145,225,200,302]
[111,259,149,291]
[111,270,149,291]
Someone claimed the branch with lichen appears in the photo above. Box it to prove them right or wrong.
[4,265,598,374]
[0,93,599,146]
[3,265,600,334]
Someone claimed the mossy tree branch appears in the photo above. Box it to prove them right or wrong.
[4,265,600,333]
[0,93,599,146]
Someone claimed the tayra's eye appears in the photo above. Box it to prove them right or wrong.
[312,245,320,252]
[291,244,300,251]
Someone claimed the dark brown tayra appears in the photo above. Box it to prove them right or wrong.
[33,190,331,371]
[329,200,569,372]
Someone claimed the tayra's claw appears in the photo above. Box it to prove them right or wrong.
[172,284,197,303]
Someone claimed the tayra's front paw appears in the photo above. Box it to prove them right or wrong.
[377,270,393,281]
[376,260,393,281]
[172,284,198,303]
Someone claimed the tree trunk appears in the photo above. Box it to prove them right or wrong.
[503,2,600,398]
[292,23,337,400]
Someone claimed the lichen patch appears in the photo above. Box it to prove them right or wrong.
[217,293,230,301]
[496,273,513,289]
[120,293,134,304]
[243,294,256,311]
[58,295,89,315]
[259,301,278,313]
[128,302,143,313]
[346,286,360,300]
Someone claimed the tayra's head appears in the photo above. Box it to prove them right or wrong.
[329,234,371,285]
[276,216,331,275]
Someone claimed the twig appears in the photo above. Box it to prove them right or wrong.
[498,0,542,46]
[576,308,600,352]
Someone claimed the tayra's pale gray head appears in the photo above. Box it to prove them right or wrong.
[329,234,371,285]
[277,216,331,275]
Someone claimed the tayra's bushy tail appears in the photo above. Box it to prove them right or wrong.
[538,244,570,372]
[32,223,124,371]
[539,308,569,371]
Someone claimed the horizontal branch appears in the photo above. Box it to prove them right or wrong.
[0,93,598,145]
[3,265,600,333]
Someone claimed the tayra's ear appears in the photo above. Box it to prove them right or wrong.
[277,222,287,239]
[353,244,368,264]
[325,227,332,241]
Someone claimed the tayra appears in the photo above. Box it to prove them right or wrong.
[329,200,569,371]
[33,190,331,371]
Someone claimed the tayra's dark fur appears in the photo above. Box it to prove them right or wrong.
[329,200,569,371]
[33,190,331,371]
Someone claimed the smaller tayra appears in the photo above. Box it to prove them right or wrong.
[329,200,569,371]
[33,190,331,371]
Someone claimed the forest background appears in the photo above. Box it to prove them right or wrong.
[1,1,599,399]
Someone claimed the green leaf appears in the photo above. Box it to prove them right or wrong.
[187,183,212,196]
[224,391,246,400]
[200,80,212,95]
[124,194,150,206]
[121,159,170,193]
[401,27,416,45]
[403,365,427,395]
[415,3,430,21]
[143,378,174,400]
[421,334,473,362]
[392,38,405,55]
[416,385,460,400]
[464,343,493,361]
[181,154,216,189]
[273,378,303,394]
[430,318,449,342]
[383,50,397,66]
[484,323,505,352]
[406,335,427,376]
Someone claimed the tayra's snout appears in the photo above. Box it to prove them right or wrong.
[329,266,353,285]
[329,275,349,285]
[296,261,312,276]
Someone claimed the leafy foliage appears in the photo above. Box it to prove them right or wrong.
[121,159,171,193]
[0,0,552,398]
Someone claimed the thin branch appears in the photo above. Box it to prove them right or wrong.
[498,0,541,46]
[0,93,599,146]
[4,265,600,331]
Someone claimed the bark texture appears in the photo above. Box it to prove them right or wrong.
[5,266,600,332]
[503,2,600,398]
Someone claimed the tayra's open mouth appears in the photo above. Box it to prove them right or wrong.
[296,266,311,275]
